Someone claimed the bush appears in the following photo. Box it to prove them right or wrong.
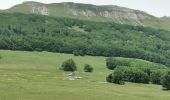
[61,59,77,72]
[112,67,125,85]
[84,64,93,72]
[106,66,150,84]
[106,67,125,85]
[124,68,150,84]
[106,58,118,70]
[106,73,113,83]
[141,68,152,76]
[150,70,163,84]
[106,58,130,70]
[161,71,170,90]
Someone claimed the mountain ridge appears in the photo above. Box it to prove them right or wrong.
[1,1,170,30]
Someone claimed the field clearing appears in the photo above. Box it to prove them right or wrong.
[0,50,169,100]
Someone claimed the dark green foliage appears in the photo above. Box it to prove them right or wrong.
[161,71,170,90]
[84,64,93,72]
[107,66,150,84]
[124,68,150,84]
[106,58,117,70]
[106,73,113,83]
[106,67,125,85]
[112,67,125,85]
[73,50,85,56]
[150,70,163,84]
[141,68,152,76]
[61,59,77,72]
[84,26,92,32]
[0,13,170,66]
[106,58,130,70]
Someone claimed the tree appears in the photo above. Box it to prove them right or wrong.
[161,71,170,90]
[84,64,93,72]
[61,59,77,72]
[0,13,170,66]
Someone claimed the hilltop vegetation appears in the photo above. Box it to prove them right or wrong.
[0,13,170,66]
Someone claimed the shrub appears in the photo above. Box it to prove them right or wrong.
[106,58,130,70]
[84,64,93,72]
[161,71,170,90]
[106,67,125,85]
[112,67,125,85]
[124,68,150,84]
[141,68,152,76]
[106,58,118,70]
[150,70,163,84]
[106,73,113,83]
[106,66,150,84]
[61,59,77,72]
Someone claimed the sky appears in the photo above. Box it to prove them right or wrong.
[0,0,169,17]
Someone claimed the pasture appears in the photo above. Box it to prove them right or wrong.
[0,50,169,100]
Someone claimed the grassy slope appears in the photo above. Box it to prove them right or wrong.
[0,50,169,100]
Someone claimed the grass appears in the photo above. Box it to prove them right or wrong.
[0,50,169,100]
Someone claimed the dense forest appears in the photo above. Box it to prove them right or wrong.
[0,13,170,66]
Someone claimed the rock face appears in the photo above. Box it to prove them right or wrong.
[67,5,152,20]
[31,6,49,15]
[70,9,150,20]
[99,11,149,20]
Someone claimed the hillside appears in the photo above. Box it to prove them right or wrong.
[0,13,170,66]
[1,1,170,30]
[0,50,169,100]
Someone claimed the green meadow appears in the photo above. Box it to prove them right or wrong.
[0,50,169,100]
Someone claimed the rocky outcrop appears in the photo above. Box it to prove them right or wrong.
[31,6,49,15]
[69,6,151,20]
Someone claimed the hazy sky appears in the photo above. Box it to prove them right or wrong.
[0,0,169,17]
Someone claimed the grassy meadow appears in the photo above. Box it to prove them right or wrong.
[0,50,169,100]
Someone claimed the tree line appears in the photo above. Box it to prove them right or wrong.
[0,13,170,66]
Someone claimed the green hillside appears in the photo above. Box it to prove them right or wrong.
[0,1,170,100]
[2,1,170,30]
[0,13,170,66]
[0,50,169,100]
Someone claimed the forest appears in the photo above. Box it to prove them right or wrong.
[0,13,170,66]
